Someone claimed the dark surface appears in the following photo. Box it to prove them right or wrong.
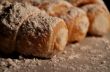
[0,34,110,72]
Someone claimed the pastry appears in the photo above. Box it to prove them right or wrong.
[82,4,110,36]
[16,12,68,58]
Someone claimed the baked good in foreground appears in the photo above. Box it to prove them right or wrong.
[0,2,40,54]
[0,2,68,58]
[0,0,109,58]
[16,12,68,58]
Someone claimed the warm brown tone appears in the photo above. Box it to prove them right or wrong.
[60,7,89,42]
[67,0,97,6]
[82,4,110,36]
[16,13,68,58]
[38,0,73,17]
[66,0,110,36]
[0,2,68,58]
[66,0,107,7]
[0,0,109,58]
[0,2,41,54]
[37,0,89,42]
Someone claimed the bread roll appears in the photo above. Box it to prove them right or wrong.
[38,0,89,42]
[60,7,89,42]
[82,4,110,36]
[0,2,41,54]
[16,12,68,58]
[37,0,73,17]
[0,2,68,58]
[67,0,109,14]
[95,0,110,14]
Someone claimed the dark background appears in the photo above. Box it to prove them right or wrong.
[104,0,110,11]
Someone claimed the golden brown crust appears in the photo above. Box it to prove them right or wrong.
[37,0,73,17]
[60,7,89,42]
[0,0,109,58]
[0,1,68,58]
[38,0,89,42]
[16,12,68,58]
[82,4,110,36]
[67,0,109,14]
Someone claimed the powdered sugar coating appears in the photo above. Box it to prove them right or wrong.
[16,11,68,58]
[0,2,41,53]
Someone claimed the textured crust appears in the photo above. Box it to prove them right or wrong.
[60,7,89,42]
[0,0,109,58]
[37,0,89,42]
[0,2,41,53]
[0,2,68,58]
[67,0,109,14]
[36,0,90,42]
[82,4,110,36]
[16,12,68,58]
[37,0,73,17]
